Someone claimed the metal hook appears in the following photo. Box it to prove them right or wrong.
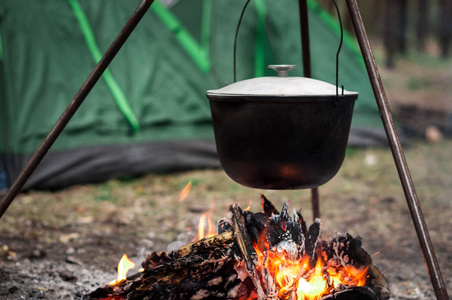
[233,0,252,83]
[331,0,344,100]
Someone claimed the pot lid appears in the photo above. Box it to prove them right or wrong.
[207,65,358,97]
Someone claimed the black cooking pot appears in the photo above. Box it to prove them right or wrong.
[206,65,358,190]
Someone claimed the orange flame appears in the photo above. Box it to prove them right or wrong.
[179,180,192,202]
[193,199,216,241]
[194,212,217,241]
[254,243,368,300]
[109,254,136,286]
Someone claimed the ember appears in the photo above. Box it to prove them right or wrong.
[85,195,388,300]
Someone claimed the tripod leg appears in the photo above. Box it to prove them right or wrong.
[345,1,449,299]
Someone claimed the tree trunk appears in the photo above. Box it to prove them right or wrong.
[384,0,397,68]
[397,0,408,54]
[439,0,452,58]
[416,0,428,52]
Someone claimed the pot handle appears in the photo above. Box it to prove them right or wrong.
[268,65,297,77]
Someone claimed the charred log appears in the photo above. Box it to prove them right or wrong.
[321,286,380,300]
[230,204,266,300]
[261,194,278,217]
[86,231,255,300]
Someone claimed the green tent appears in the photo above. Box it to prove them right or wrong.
[0,0,384,190]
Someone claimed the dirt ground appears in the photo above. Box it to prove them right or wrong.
[1,137,451,299]
[1,50,452,299]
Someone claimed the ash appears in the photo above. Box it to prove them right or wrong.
[0,258,114,300]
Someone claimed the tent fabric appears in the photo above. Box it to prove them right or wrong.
[8,140,219,190]
[0,0,216,155]
[0,0,385,190]
[67,0,141,132]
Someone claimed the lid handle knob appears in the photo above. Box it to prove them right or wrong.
[268,65,297,77]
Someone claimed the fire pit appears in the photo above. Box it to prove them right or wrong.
[85,195,389,300]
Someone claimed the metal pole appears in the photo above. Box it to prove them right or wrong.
[345,1,449,299]
[298,0,320,221]
[310,187,320,221]
[299,0,312,78]
[0,0,155,220]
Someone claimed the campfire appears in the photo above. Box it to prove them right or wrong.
[85,195,389,300]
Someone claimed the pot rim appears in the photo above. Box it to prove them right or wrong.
[206,76,359,98]
[207,94,359,103]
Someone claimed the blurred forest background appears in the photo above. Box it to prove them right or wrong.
[316,0,452,141]
[319,0,452,65]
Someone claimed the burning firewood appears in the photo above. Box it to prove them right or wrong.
[85,195,389,300]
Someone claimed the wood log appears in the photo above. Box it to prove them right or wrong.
[86,231,255,300]
[230,204,266,300]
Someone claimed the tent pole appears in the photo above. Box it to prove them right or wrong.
[0,0,155,220]
[298,0,320,221]
[345,1,449,299]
